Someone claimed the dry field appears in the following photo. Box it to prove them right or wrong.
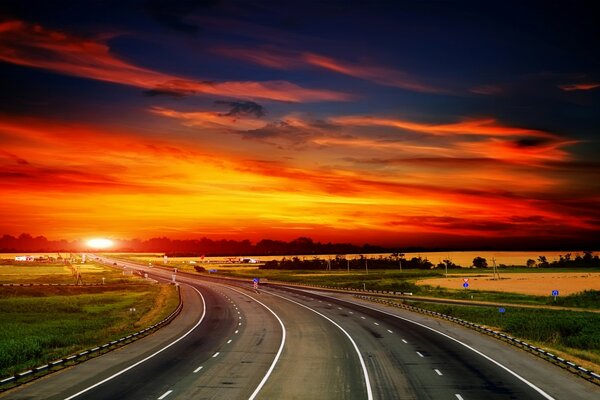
[417,272,600,296]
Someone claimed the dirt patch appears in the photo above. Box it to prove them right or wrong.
[417,272,600,295]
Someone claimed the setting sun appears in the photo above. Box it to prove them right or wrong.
[86,238,114,249]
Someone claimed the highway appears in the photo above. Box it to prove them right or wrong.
[3,255,600,399]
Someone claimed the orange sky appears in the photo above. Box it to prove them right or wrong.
[0,11,599,248]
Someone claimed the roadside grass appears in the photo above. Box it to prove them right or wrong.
[405,300,600,371]
[0,262,179,378]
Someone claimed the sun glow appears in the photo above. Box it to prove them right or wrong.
[86,238,114,249]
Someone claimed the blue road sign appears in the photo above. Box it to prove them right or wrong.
[498,307,506,313]
[552,290,559,296]
[253,277,259,283]
[463,282,469,288]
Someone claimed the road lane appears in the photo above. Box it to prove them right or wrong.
[276,286,600,400]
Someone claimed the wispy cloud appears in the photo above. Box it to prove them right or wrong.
[149,106,267,131]
[215,46,444,93]
[558,82,600,91]
[0,20,351,102]
[330,115,558,139]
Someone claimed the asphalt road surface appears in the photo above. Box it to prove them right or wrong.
[3,256,600,399]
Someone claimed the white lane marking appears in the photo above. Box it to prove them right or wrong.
[402,339,408,344]
[157,390,172,399]
[313,293,556,400]
[267,291,373,400]
[212,352,220,358]
[361,316,366,319]
[387,329,393,334]
[374,322,379,326]
[223,287,287,400]
[435,369,443,376]
[238,322,242,326]
[338,307,343,310]
[455,395,464,400]
[349,311,354,314]
[227,339,232,344]
[64,286,207,400]
[235,330,239,334]
[193,366,203,373]
[239,316,242,319]
[416,351,424,358]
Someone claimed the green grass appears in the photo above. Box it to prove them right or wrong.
[0,283,179,378]
[405,301,600,368]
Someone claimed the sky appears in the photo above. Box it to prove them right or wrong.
[0,1,599,249]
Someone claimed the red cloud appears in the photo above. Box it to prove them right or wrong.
[215,46,444,93]
[558,83,600,91]
[330,115,558,139]
[0,20,350,102]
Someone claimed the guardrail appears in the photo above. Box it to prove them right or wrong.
[355,295,600,386]
[0,285,183,391]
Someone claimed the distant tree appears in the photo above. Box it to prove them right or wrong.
[537,256,549,268]
[472,257,488,268]
[526,259,536,268]
[194,266,206,273]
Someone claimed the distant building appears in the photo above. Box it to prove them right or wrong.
[15,256,34,262]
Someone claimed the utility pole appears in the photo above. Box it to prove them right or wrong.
[347,258,350,273]
[365,257,369,275]
[399,259,402,272]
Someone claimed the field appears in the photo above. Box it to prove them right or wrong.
[406,301,600,371]
[0,259,179,378]
[417,272,600,296]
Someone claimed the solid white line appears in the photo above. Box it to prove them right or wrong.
[223,287,286,400]
[455,394,464,400]
[193,366,203,373]
[435,369,443,376]
[416,351,424,358]
[212,352,220,358]
[64,286,207,400]
[157,389,172,399]
[316,293,556,400]
[267,291,373,400]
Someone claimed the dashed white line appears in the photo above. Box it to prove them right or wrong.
[435,369,443,376]
[401,339,407,344]
[158,389,173,399]
[374,322,379,326]
[349,311,354,314]
[235,330,239,334]
[338,307,343,310]
[313,293,556,400]
[416,351,424,358]
[238,322,242,326]
[455,395,464,400]
[212,352,220,358]
[361,316,366,319]
[227,339,232,344]
[387,329,393,334]
[193,366,203,373]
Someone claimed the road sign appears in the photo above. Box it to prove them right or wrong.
[463,278,469,283]
[498,307,505,313]
[463,282,469,288]
[253,278,259,290]
[552,290,559,296]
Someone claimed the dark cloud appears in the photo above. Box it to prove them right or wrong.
[143,88,189,98]
[514,137,550,148]
[144,0,219,35]
[214,100,266,118]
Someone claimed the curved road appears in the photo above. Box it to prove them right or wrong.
[3,256,600,399]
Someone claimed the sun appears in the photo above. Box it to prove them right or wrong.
[86,238,114,249]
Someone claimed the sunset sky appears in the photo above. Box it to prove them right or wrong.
[1,1,599,248]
